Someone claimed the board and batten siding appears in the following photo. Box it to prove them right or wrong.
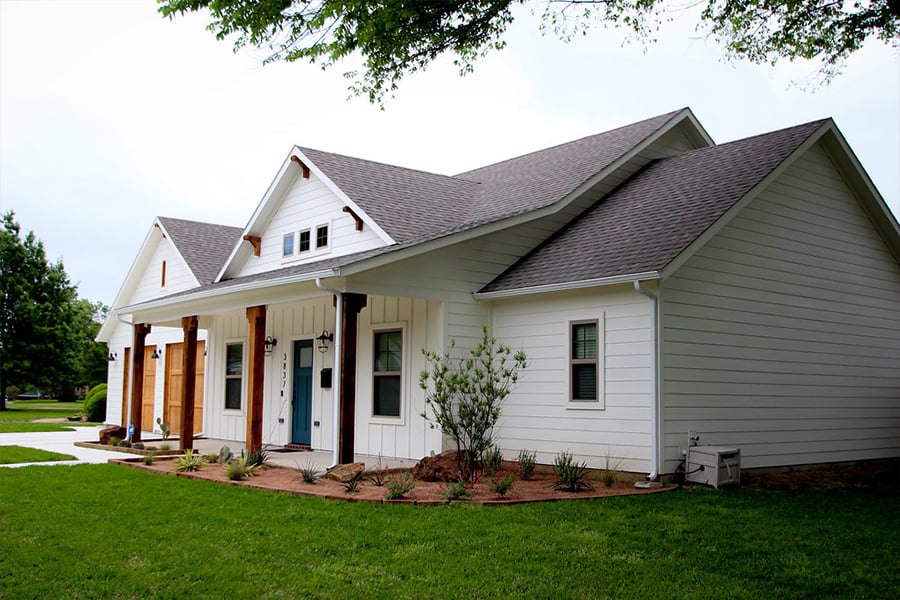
[661,141,900,472]
[490,286,654,472]
[234,173,386,279]
[103,320,206,432]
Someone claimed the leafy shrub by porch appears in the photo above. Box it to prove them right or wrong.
[82,384,107,422]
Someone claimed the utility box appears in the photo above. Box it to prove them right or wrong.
[685,446,741,488]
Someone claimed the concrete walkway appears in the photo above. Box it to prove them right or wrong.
[0,426,135,468]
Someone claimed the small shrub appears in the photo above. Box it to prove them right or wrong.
[517,449,537,480]
[489,469,517,497]
[553,450,591,492]
[369,455,387,486]
[343,472,364,493]
[440,480,472,502]
[384,472,416,500]
[159,443,171,452]
[132,442,144,450]
[482,445,503,477]
[298,459,319,484]
[246,447,271,469]
[142,452,156,465]
[155,417,170,441]
[108,436,121,447]
[223,456,258,481]
[82,385,107,423]
[117,440,131,448]
[599,454,624,488]
[173,449,207,472]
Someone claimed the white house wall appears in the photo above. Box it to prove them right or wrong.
[127,234,196,306]
[233,173,387,279]
[661,141,900,472]
[103,319,207,433]
[491,286,654,472]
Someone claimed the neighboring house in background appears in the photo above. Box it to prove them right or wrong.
[98,107,900,479]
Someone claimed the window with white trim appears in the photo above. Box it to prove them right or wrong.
[298,229,311,253]
[225,342,243,410]
[316,224,329,249]
[373,330,401,417]
[282,233,295,257]
[570,321,598,402]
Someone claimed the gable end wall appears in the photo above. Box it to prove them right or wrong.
[660,142,900,472]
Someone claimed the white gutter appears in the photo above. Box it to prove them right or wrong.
[316,278,343,467]
[474,272,660,300]
[633,280,663,488]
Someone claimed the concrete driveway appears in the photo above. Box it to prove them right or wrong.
[0,426,134,468]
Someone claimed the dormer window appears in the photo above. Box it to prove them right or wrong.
[283,233,295,257]
[299,229,311,253]
[316,225,329,249]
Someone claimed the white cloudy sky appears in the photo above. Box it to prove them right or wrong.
[2,0,898,306]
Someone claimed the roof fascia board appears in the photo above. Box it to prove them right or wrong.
[291,147,396,245]
[216,159,301,281]
[116,268,342,320]
[154,219,201,289]
[473,272,661,300]
[97,220,168,342]
[818,126,900,260]
[661,120,833,280]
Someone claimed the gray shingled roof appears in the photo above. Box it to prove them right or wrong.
[298,109,683,245]
[157,217,243,284]
[479,119,828,293]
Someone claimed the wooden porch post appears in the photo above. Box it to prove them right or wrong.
[129,323,151,443]
[179,315,199,451]
[245,305,266,453]
[339,293,367,464]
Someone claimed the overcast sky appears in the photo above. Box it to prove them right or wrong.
[2,1,898,306]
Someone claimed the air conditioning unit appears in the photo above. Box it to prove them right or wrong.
[685,446,741,488]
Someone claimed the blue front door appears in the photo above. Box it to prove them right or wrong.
[292,340,313,445]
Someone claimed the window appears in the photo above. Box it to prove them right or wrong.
[570,321,598,401]
[298,229,311,252]
[282,233,295,257]
[225,342,243,410]
[373,330,401,417]
[316,225,329,249]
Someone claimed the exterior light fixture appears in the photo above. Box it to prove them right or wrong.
[151,348,162,360]
[108,352,118,362]
[316,330,334,353]
[264,336,278,355]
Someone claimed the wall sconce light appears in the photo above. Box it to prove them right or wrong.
[108,352,118,362]
[316,330,334,353]
[264,336,278,356]
[151,348,162,360]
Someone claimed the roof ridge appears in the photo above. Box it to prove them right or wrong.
[296,146,473,184]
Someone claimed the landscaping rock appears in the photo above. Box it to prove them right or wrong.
[99,425,127,445]
[325,462,365,483]
[413,450,461,481]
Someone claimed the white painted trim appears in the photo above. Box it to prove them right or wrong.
[473,272,660,300]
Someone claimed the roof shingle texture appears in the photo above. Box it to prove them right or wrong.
[480,119,827,293]
[297,109,682,245]
[157,217,243,284]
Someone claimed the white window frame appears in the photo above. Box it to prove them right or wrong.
[224,339,246,413]
[297,228,311,254]
[370,323,406,424]
[315,223,330,251]
[567,316,605,410]
[282,232,295,258]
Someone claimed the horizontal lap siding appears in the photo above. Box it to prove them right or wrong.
[492,287,653,472]
[661,142,900,471]
[129,237,196,305]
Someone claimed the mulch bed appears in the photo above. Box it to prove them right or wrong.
[113,457,672,505]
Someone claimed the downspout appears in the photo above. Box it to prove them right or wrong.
[116,313,135,431]
[315,278,342,468]
[633,280,663,488]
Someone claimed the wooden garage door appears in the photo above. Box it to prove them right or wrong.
[164,341,205,436]
[142,346,157,432]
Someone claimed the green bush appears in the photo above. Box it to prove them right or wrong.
[82,384,107,422]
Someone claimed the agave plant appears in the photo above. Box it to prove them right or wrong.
[223,455,259,481]
[173,449,207,472]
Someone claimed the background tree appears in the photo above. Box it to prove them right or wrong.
[0,212,106,407]
[158,0,899,103]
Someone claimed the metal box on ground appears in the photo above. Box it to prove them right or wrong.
[685,446,741,488]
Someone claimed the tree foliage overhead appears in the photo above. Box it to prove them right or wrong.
[0,212,109,406]
[158,0,899,102]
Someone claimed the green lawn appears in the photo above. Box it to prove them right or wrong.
[0,445,76,464]
[0,399,84,422]
[0,422,82,433]
[0,465,896,599]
